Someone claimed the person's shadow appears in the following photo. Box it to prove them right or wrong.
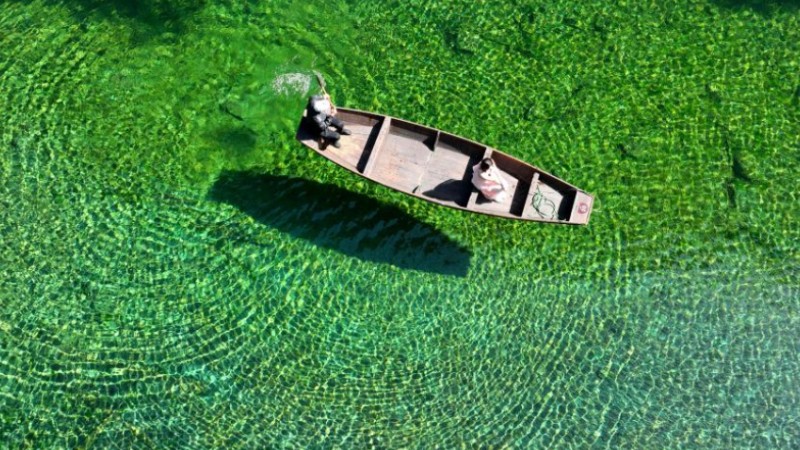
[209,171,472,277]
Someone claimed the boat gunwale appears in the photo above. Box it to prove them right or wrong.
[297,107,594,225]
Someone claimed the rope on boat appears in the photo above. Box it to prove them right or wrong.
[531,185,557,220]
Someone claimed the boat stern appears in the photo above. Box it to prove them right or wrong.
[568,191,594,225]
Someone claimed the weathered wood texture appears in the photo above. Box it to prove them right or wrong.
[297,107,594,225]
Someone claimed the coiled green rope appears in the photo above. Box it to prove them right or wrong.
[531,186,557,220]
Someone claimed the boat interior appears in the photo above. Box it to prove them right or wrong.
[298,109,584,222]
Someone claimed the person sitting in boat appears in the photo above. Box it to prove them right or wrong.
[472,157,510,203]
[306,93,351,148]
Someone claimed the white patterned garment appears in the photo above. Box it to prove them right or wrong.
[471,163,509,203]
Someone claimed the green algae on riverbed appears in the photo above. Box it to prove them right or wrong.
[1,0,798,448]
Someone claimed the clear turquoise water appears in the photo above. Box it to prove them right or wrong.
[1,0,799,448]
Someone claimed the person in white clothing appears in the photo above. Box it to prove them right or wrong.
[471,157,510,203]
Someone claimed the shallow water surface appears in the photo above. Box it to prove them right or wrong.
[1,0,799,448]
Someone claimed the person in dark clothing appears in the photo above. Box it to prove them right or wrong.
[306,94,351,148]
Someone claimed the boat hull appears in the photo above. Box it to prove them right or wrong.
[296,108,593,225]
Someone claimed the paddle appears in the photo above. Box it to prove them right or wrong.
[313,70,328,96]
[313,70,336,115]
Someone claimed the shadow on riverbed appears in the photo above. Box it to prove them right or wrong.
[7,0,204,37]
[712,0,800,13]
[209,171,472,277]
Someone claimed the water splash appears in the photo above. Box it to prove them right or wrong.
[271,72,312,96]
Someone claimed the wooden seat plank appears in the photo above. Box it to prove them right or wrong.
[521,172,541,218]
[361,117,392,176]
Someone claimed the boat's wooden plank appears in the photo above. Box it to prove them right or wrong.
[361,117,392,176]
[569,191,594,224]
[415,134,478,204]
[411,132,439,193]
[297,107,594,225]
[433,145,467,163]
[328,124,374,169]
[466,190,481,210]
[371,130,432,190]
[424,149,470,178]
[521,172,540,218]
[376,156,426,186]
[416,157,473,205]
[466,148,493,209]
[385,128,435,154]
[437,133,485,159]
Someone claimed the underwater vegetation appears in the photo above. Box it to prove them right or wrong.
[0,0,798,448]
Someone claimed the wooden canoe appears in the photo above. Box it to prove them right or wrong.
[296,108,594,225]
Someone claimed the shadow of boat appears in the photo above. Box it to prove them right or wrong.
[209,171,471,277]
[711,0,800,14]
[0,0,207,42]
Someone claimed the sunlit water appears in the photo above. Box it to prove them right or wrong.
[1,0,799,448]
